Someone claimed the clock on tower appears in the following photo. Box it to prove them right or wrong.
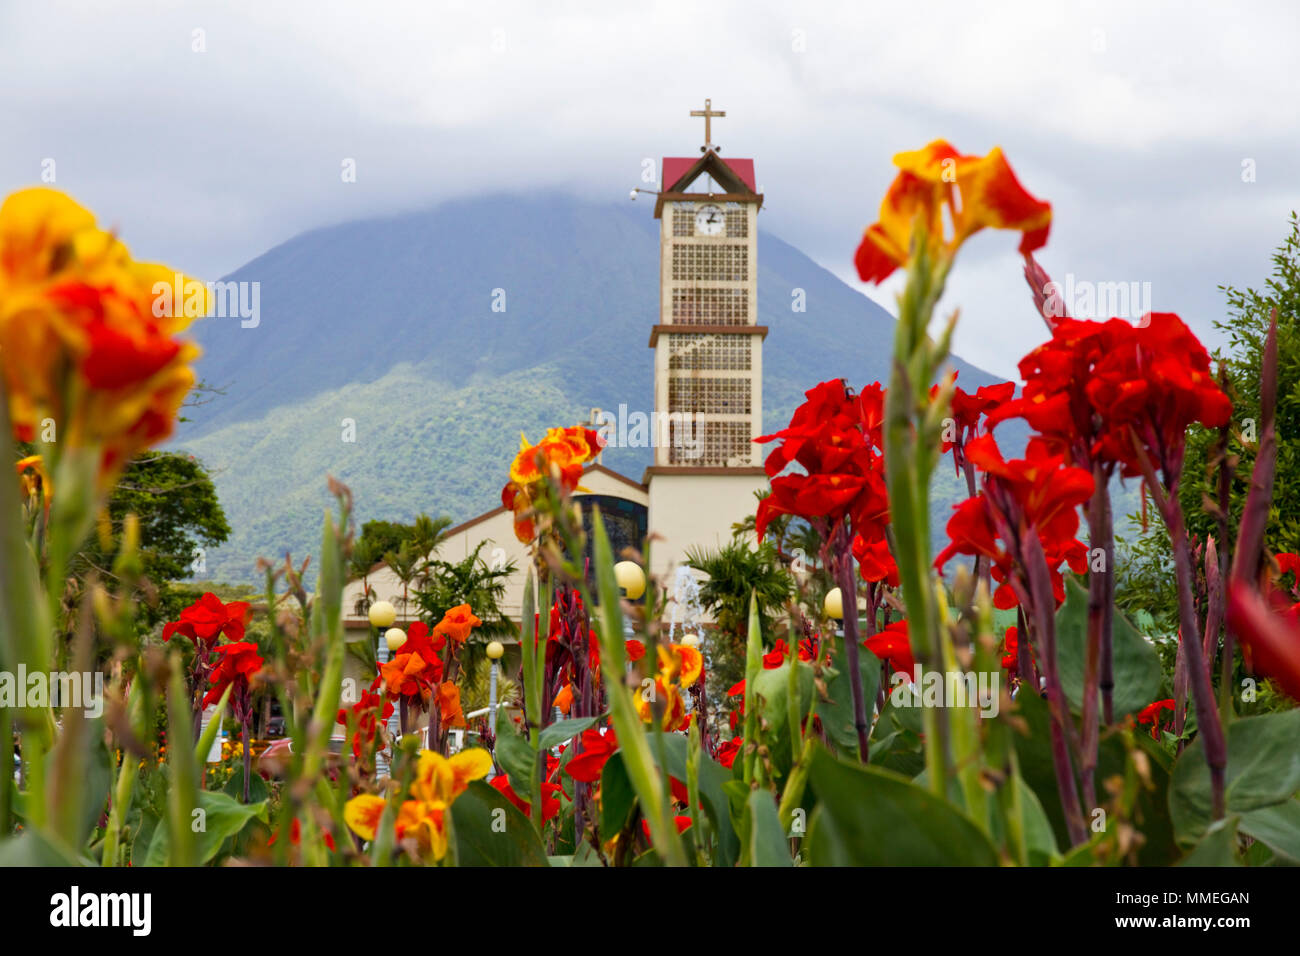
[642,99,769,584]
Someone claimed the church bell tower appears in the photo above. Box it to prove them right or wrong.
[642,99,769,581]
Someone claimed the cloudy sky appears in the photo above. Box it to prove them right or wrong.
[2,0,1296,377]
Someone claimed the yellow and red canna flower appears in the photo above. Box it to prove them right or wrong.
[432,603,481,643]
[854,140,1051,285]
[657,642,703,689]
[15,454,50,504]
[0,188,209,491]
[343,793,387,841]
[345,747,492,861]
[501,425,604,543]
[508,426,602,489]
[633,676,688,732]
[412,747,493,807]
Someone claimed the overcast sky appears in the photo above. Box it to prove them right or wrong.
[2,0,1296,377]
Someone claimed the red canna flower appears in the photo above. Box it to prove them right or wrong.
[203,641,264,715]
[163,592,251,646]
[641,815,693,842]
[1226,580,1300,702]
[376,621,444,710]
[268,817,336,852]
[490,773,562,823]
[715,737,743,769]
[936,435,1093,610]
[864,620,915,677]
[853,534,899,587]
[625,639,645,662]
[1135,698,1176,740]
[754,379,889,544]
[336,677,395,760]
[565,727,618,783]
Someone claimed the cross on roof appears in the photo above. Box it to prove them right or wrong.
[690,98,725,150]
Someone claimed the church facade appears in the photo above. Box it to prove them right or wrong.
[341,101,768,637]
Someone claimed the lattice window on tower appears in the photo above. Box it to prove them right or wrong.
[671,203,696,237]
[668,375,752,415]
[670,243,749,282]
[668,420,755,466]
[725,203,748,238]
[666,334,752,371]
[670,287,749,325]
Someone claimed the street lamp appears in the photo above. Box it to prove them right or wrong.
[824,587,844,621]
[384,627,408,653]
[614,561,646,600]
[368,600,397,630]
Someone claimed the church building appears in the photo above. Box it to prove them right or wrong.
[341,100,769,635]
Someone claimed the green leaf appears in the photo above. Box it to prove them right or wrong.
[222,764,270,804]
[820,642,882,756]
[1178,815,1243,866]
[804,743,1000,866]
[538,715,601,752]
[145,790,268,866]
[1013,689,1177,863]
[750,659,815,779]
[599,753,637,838]
[451,780,549,866]
[1169,709,1300,844]
[494,708,539,799]
[0,828,84,866]
[747,788,792,867]
[1056,576,1163,719]
[657,732,739,868]
[1238,799,1300,863]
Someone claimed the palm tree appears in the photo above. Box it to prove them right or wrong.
[686,538,796,712]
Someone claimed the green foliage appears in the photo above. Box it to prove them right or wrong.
[1055,575,1165,718]
[76,452,231,630]
[686,535,795,720]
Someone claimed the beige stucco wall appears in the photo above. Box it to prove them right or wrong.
[645,470,766,585]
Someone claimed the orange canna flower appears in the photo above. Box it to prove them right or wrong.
[437,680,467,729]
[0,188,209,491]
[854,140,1051,285]
[432,603,482,643]
[553,681,574,715]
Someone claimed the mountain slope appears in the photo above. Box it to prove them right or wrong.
[176,193,1023,583]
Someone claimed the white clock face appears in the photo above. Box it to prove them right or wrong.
[695,204,724,236]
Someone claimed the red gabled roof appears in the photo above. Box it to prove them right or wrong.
[662,153,757,193]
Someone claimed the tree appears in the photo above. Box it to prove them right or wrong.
[1117,212,1300,626]
[77,451,231,629]
[413,540,517,711]
[686,536,796,719]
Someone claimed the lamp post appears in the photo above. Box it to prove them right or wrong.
[823,587,844,623]
[486,640,504,779]
[367,601,398,775]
